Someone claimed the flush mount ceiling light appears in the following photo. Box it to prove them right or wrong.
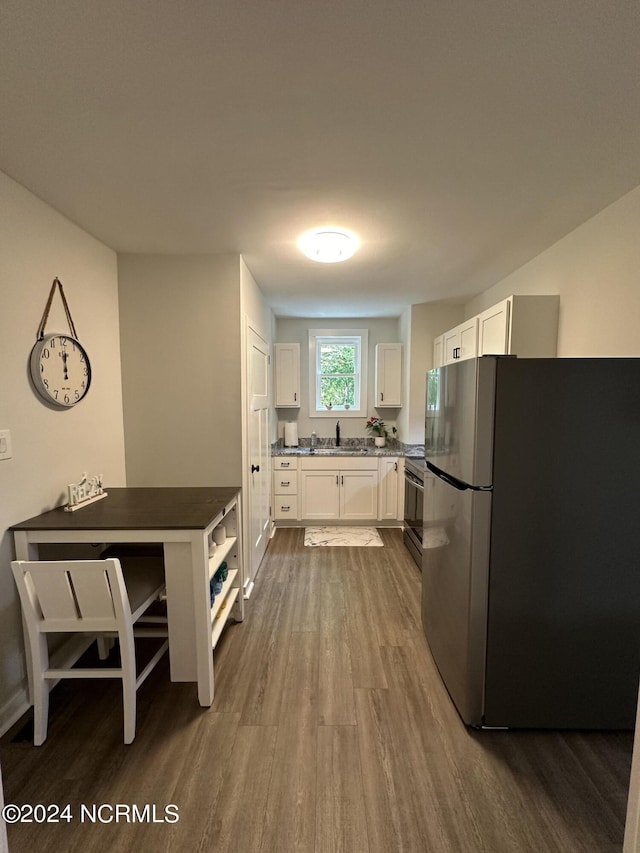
[298,228,360,263]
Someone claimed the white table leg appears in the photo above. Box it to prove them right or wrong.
[163,536,215,705]
[191,532,214,707]
[163,541,197,683]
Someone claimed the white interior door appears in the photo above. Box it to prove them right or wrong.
[246,325,270,596]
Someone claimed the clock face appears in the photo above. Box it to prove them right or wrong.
[29,334,92,407]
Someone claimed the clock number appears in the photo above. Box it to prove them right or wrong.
[49,338,56,349]
[42,348,50,359]
[64,394,70,404]
[74,390,80,401]
[43,378,49,389]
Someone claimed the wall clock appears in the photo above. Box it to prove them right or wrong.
[29,278,92,408]
[29,333,92,407]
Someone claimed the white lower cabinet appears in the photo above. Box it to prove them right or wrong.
[300,458,379,520]
[378,457,403,520]
[273,457,299,520]
[300,470,341,519]
[274,454,404,523]
[340,470,379,519]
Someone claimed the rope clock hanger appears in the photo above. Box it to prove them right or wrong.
[29,277,92,408]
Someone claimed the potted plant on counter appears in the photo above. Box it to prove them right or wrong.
[366,416,388,447]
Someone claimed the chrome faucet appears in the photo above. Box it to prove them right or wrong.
[336,420,340,447]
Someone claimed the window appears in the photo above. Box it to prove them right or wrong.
[426,368,441,412]
[309,329,368,417]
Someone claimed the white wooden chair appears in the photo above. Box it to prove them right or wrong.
[11,558,168,745]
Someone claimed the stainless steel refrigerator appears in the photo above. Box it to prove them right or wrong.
[422,356,640,729]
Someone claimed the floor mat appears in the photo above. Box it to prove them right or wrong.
[304,526,384,547]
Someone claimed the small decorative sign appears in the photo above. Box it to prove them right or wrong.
[64,472,108,512]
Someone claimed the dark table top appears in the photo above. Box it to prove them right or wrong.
[12,487,241,532]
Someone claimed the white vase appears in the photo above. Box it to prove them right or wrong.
[374,436,386,447]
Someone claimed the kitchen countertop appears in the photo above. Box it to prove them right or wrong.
[272,444,417,458]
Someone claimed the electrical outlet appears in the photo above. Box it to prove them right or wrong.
[0,429,12,460]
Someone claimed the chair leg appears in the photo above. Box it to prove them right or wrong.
[31,635,49,746]
[96,636,114,660]
[120,640,137,745]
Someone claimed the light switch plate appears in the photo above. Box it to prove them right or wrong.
[0,429,12,460]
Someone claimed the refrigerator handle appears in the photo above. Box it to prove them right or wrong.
[426,461,493,492]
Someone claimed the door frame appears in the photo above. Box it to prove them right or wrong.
[241,315,272,596]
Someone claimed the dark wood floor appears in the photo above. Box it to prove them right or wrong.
[0,528,633,852]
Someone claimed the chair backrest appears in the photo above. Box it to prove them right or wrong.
[12,559,132,635]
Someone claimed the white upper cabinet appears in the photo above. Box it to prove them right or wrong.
[477,299,510,356]
[274,343,300,407]
[435,295,559,367]
[433,335,444,369]
[442,318,478,365]
[375,343,403,407]
[478,295,560,358]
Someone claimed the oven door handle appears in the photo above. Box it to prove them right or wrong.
[426,461,492,492]
[405,473,424,491]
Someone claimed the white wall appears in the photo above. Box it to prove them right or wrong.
[275,317,401,442]
[0,170,126,732]
[399,302,464,445]
[118,253,244,486]
[463,184,640,357]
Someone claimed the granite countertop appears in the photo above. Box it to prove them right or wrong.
[272,440,423,458]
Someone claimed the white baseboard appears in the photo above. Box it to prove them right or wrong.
[0,688,30,739]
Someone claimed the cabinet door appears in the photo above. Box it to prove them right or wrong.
[375,343,402,407]
[378,457,400,520]
[477,299,510,356]
[433,335,444,369]
[340,470,378,520]
[274,343,300,407]
[301,470,340,519]
[444,320,478,364]
[458,318,478,360]
[443,328,460,364]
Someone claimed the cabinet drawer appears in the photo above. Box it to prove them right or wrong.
[300,456,377,471]
[273,471,298,494]
[274,457,297,470]
[274,497,298,519]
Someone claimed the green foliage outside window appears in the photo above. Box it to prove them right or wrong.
[318,341,358,408]
[427,372,440,410]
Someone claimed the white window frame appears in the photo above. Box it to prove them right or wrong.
[308,329,368,418]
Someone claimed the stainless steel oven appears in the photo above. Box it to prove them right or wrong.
[403,457,425,569]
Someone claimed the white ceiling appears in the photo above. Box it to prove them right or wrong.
[1,1,639,317]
